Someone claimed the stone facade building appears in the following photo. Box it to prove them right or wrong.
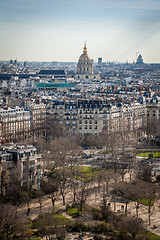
[0,106,31,142]
[24,101,47,139]
[0,144,43,190]
[48,99,146,137]
[0,102,47,142]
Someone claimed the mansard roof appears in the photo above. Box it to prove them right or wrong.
[38,70,66,75]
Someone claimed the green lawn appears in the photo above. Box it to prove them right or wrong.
[131,198,154,206]
[147,231,160,240]
[67,208,79,218]
[52,214,67,220]
[139,198,154,206]
[137,152,160,158]
[73,166,98,182]
[74,166,98,175]
[30,214,68,229]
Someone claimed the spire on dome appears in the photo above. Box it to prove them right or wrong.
[83,41,87,54]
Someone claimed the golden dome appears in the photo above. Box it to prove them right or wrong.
[78,42,92,63]
[77,42,93,74]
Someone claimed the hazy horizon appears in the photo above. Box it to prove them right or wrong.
[0,0,160,63]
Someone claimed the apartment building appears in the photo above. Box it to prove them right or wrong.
[0,149,13,194]
[48,99,146,136]
[146,96,160,121]
[24,101,47,139]
[0,144,43,190]
[0,106,31,142]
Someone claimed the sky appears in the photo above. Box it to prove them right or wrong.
[0,0,160,63]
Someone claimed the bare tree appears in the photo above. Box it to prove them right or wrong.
[108,132,120,173]
[46,113,69,141]
[0,170,7,196]
[35,213,66,240]
[0,204,18,240]
[119,216,145,240]
[114,181,133,215]
[137,162,152,182]
[40,172,59,210]
[76,181,90,211]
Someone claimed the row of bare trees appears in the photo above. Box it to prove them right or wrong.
[1,114,160,239]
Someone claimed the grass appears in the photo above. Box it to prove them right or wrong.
[73,166,98,182]
[67,208,79,218]
[137,152,160,158]
[147,231,160,240]
[52,214,68,224]
[139,199,154,206]
[30,214,68,229]
[52,214,67,220]
[131,198,154,206]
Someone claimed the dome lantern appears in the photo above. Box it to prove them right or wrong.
[83,42,87,54]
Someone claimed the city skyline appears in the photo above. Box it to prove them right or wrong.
[0,0,160,63]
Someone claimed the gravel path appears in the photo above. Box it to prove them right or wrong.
[17,173,160,236]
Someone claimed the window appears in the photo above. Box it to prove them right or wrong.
[85,120,87,124]
[95,121,97,124]
[83,68,85,71]
[89,120,92,124]
[23,161,27,166]
[153,110,156,117]
[95,126,97,129]
[37,165,41,170]
[79,121,82,124]
[85,126,87,129]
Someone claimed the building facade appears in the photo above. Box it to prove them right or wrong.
[48,99,146,137]
[0,103,47,142]
[24,101,47,139]
[0,107,31,142]
[0,144,43,190]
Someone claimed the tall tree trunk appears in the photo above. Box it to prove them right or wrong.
[98,181,100,193]
[125,201,128,215]
[129,173,132,182]
[62,195,65,206]
[51,196,56,208]
[39,201,42,213]
[80,199,83,211]
[113,196,116,211]
[148,199,151,225]
[136,201,139,218]
[106,181,109,195]
[73,192,76,202]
